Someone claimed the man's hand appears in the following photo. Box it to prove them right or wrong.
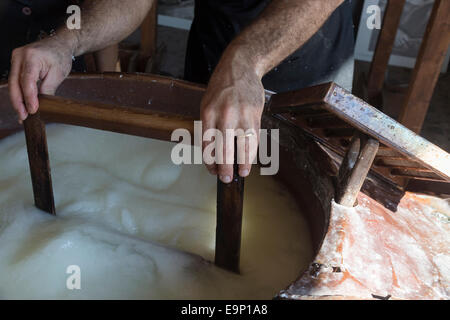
[200,0,344,183]
[201,51,265,183]
[8,0,155,122]
[9,37,75,122]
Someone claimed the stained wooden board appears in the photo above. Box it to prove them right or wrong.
[23,113,55,214]
[215,152,244,273]
[39,94,196,142]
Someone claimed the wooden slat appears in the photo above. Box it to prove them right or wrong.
[375,157,422,169]
[267,83,332,113]
[391,168,439,177]
[390,172,444,182]
[307,116,350,129]
[367,0,406,103]
[382,166,433,174]
[324,128,355,138]
[23,113,55,215]
[407,180,450,196]
[398,0,450,133]
[140,2,157,58]
[139,1,158,72]
[39,95,196,142]
[215,152,245,273]
[292,108,329,117]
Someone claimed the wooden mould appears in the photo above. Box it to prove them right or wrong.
[0,73,449,299]
[23,75,245,274]
[268,83,450,191]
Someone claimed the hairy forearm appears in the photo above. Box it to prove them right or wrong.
[222,0,345,78]
[58,0,154,56]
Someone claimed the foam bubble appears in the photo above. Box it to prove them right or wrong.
[0,125,312,299]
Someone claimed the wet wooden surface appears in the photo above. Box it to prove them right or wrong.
[39,94,196,142]
[215,147,245,273]
[23,113,55,214]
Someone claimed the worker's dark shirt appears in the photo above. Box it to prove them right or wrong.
[185,0,355,92]
[0,0,85,80]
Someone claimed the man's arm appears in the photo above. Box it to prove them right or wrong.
[228,0,345,79]
[9,0,153,121]
[201,0,345,182]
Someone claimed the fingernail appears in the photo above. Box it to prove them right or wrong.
[220,175,232,183]
[240,169,249,177]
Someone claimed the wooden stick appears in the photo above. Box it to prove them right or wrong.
[398,0,450,133]
[336,133,379,207]
[215,144,245,273]
[23,112,55,215]
[367,0,406,103]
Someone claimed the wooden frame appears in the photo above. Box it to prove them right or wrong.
[23,113,55,215]
[268,83,450,181]
[24,94,244,273]
[23,76,450,272]
[268,82,450,204]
